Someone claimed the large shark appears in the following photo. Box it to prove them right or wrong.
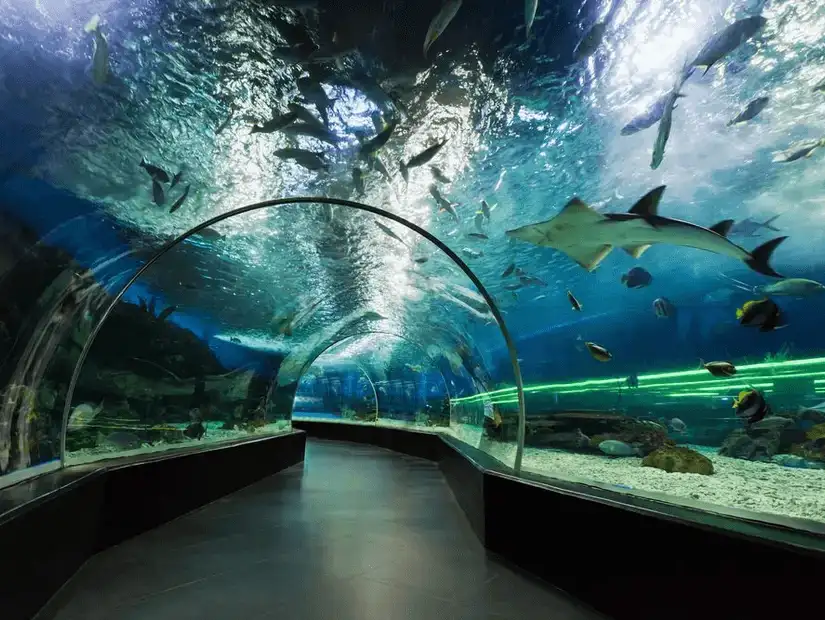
[505,186,786,277]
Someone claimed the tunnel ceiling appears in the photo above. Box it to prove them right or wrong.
[3,0,825,380]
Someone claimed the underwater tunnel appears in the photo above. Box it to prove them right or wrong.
[2,0,825,618]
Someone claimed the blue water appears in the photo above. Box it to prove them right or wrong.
[2,0,825,498]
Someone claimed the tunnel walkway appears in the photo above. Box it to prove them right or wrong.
[44,439,603,620]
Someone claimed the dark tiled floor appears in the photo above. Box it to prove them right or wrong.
[46,439,604,620]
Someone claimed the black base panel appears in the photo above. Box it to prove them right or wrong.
[291,420,445,461]
[0,431,305,620]
[285,421,825,620]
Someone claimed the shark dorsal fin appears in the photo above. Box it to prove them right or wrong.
[709,219,734,237]
[628,186,666,217]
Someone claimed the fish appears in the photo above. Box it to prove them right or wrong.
[359,120,398,159]
[701,360,737,377]
[352,167,365,197]
[424,0,463,57]
[653,297,674,318]
[297,77,332,126]
[413,257,429,264]
[152,179,165,205]
[621,266,652,288]
[621,91,686,136]
[169,184,190,213]
[736,298,785,331]
[575,21,608,60]
[525,0,538,37]
[67,402,104,429]
[84,14,109,85]
[772,139,825,163]
[669,417,687,433]
[585,341,612,362]
[281,122,340,145]
[504,283,524,291]
[481,200,491,220]
[462,248,483,259]
[170,171,183,189]
[251,110,298,134]
[691,16,767,75]
[467,232,488,240]
[287,102,326,130]
[519,275,546,287]
[626,373,639,388]
[814,76,825,93]
[567,290,582,311]
[733,389,770,425]
[474,212,485,232]
[727,96,769,126]
[598,440,637,456]
[758,278,825,296]
[140,158,170,183]
[651,86,681,170]
[501,263,516,278]
[728,215,780,237]
[400,141,448,182]
[504,186,787,277]
[374,221,406,245]
[430,184,459,220]
[100,431,143,450]
[274,148,328,171]
[431,166,451,183]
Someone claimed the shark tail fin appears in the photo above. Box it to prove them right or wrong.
[745,236,787,278]
[761,214,781,231]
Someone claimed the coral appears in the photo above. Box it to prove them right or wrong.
[790,438,825,462]
[589,419,671,456]
[719,428,780,462]
[341,406,356,420]
[806,423,825,441]
[642,446,714,475]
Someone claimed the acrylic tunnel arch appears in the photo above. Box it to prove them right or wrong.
[59,197,528,471]
[291,330,458,429]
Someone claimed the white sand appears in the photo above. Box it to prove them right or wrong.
[65,421,291,466]
[520,444,825,526]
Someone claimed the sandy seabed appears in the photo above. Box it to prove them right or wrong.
[444,424,825,525]
[65,421,291,466]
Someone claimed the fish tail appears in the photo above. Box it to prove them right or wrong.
[761,214,781,231]
[744,236,787,278]
[84,14,101,33]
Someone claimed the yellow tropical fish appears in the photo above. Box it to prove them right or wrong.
[731,390,750,409]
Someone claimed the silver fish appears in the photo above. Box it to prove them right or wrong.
[169,184,190,213]
[152,179,165,205]
[651,87,681,170]
[692,16,767,75]
[401,141,448,182]
[525,0,538,37]
[424,0,463,57]
[274,148,328,171]
[84,15,109,85]
[727,96,769,126]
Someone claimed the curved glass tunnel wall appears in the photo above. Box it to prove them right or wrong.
[60,201,522,469]
[294,359,379,423]
[0,210,171,485]
[293,332,457,429]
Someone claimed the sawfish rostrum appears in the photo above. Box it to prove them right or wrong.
[505,186,786,277]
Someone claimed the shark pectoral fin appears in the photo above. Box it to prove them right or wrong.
[565,244,613,271]
[628,186,666,217]
[622,244,651,259]
[709,219,735,237]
